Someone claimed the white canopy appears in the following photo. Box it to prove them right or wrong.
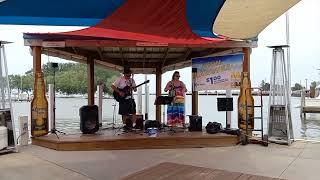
[213,0,301,40]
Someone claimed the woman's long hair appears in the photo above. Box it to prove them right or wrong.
[172,71,180,80]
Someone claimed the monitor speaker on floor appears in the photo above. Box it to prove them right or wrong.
[134,115,144,130]
[144,120,160,130]
[188,115,202,131]
[79,105,99,134]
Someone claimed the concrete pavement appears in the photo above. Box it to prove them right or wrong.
[0,140,319,180]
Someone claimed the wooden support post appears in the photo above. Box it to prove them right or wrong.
[87,57,95,105]
[192,68,198,115]
[156,68,162,122]
[242,47,250,73]
[32,46,42,74]
[192,92,199,115]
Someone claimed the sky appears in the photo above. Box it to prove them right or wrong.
[0,0,319,93]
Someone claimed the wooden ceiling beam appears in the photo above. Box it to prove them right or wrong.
[97,47,104,61]
[161,48,169,68]
[44,47,235,70]
[163,48,230,67]
[55,47,98,59]
[182,48,192,61]
[58,47,159,68]
[72,47,79,55]
[42,48,87,64]
[188,48,217,58]
[101,51,185,55]
[120,47,125,65]
[142,47,146,69]
[128,62,160,68]
[54,46,177,64]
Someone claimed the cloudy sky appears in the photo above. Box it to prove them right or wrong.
[0,0,318,92]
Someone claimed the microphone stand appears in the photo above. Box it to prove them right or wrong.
[129,75,135,130]
[50,64,65,139]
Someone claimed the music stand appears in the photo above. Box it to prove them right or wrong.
[217,97,233,129]
[154,96,174,132]
[154,96,174,106]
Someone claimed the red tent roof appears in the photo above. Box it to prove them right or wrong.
[24,0,228,47]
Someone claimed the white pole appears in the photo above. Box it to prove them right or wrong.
[0,46,5,109]
[48,84,54,131]
[286,13,295,142]
[2,44,17,149]
[226,89,232,128]
[97,85,103,127]
[300,88,305,117]
[19,76,23,101]
[286,12,291,91]
[144,74,149,120]
[137,86,142,114]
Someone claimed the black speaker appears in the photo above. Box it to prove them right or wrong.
[192,67,197,73]
[134,114,143,130]
[51,62,58,68]
[217,98,233,111]
[134,117,144,130]
[144,120,160,130]
[188,115,202,131]
[125,117,133,129]
[79,105,99,134]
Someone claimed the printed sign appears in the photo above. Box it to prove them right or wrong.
[192,54,243,91]
[42,41,65,47]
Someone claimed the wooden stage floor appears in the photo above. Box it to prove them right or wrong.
[32,128,239,151]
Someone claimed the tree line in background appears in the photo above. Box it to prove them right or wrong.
[8,65,320,96]
[260,80,320,91]
[9,63,119,95]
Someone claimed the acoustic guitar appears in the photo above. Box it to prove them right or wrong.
[113,80,150,102]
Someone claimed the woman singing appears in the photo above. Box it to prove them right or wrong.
[164,71,187,127]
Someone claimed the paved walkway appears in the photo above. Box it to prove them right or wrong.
[0,140,320,180]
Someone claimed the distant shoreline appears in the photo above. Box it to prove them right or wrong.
[12,91,306,102]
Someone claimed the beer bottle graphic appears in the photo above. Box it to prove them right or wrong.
[238,72,254,133]
[31,72,49,137]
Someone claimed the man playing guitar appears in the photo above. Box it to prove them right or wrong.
[111,67,137,130]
